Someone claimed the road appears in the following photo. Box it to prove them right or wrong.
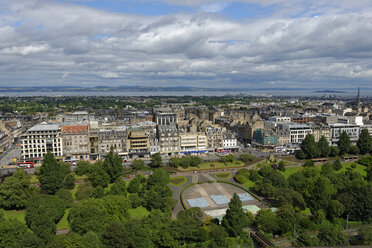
[0,144,21,165]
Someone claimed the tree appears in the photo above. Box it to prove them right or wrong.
[56,189,74,208]
[359,225,372,245]
[326,200,345,220]
[132,159,145,170]
[0,169,35,209]
[304,176,336,213]
[350,145,360,155]
[0,219,29,248]
[278,161,286,172]
[172,208,205,244]
[239,154,255,163]
[222,193,249,237]
[338,131,351,155]
[17,231,44,248]
[254,209,279,234]
[39,152,69,194]
[76,182,93,200]
[276,205,297,234]
[88,165,110,188]
[317,226,348,246]
[102,148,123,183]
[127,175,145,193]
[357,129,372,154]
[147,168,169,188]
[208,225,229,248]
[295,150,306,160]
[75,161,95,176]
[317,136,330,157]
[151,153,162,168]
[62,173,75,190]
[300,134,319,159]
[30,213,56,243]
[329,146,339,157]
[169,157,180,168]
[108,179,127,196]
[102,222,130,248]
[333,159,342,171]
[304,159,314,167]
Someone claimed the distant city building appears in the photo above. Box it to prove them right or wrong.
[157,124,180,156]
[330,123,360,144]
[62,124,89,161]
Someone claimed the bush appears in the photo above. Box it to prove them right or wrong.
[333,159,342,171]
[132,159,145,170]
[296,150,306,160]
[56,189,74,208]
[62,173,75,190]
[329,146,339,157]
[304,160,314,167]
[249,170,260,182]
[129,193,142,208]
[76,182,93,201]
[75,161,95,176]
[234,174,247,184]
[278,161,286,172]
[239,154,255,163]
[358,156,372,166]
[350,146,360,155]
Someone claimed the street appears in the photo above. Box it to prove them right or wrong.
[0,144,21,165]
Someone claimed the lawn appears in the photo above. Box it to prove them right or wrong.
[29,175,39,184]
[169,176,187,186]
[57,209,70,229]
[214,172,232,179]
[3,210,25,223]
[178,161,245,172]
[243,179,255,189]
[128,206,149,219]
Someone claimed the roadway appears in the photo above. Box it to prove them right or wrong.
[0,144,21,165]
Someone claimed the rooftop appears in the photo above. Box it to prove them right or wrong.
[28,123,60,132]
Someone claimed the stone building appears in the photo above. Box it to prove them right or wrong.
[62,124,89,161]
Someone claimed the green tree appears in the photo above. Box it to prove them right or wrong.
[357,129,372,155]
[304,159,314,167]
[88,166,110,188]
[102,222,130,248]
[17,231,44,248]
[254,209,279,234]
[0,169,35,209]
[276,205,297,234]
[172,208,205,244]
[222,193,249,237]
[239,154,255,163]
[317,136,330,157]
[304,176,336,213]
[75,182,93,201]
[30,213,56,244]
[350,145,360,155]
[169,157,180,168]
[300,134,319,159]
[151,153,162,168]
[102,148,123,183]
[333,159,342,171]
[56,189,74,208]
[329,146,339,157]
[147,168,169,188]
[359,225,372,245]
[75,161,95,176]
[0,219,29,248]
[317,226,348,246]
[132,159,145,170]
[62,173,75,190]
[208,224,229,248]
[338,131,351,155]
[39,152,69,194]
[108,179,127,196]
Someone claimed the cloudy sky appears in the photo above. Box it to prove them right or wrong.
[1,0,372,89]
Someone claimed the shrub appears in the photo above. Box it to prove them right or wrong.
[350,146,360,155]
[75,161,95,176]
[249,170,260,182]
[234,174,247,184]
[129,193,142,208]
[304,160,314,167]
[62,173,75,190]
[56,189,74,208]
[239,154,255,163]
[76,182,93,201]
[333,159,342,171]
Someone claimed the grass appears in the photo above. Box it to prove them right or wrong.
[214,172,232,179]
[3,210,25,223]
[29,175,39,184]
[243,179,255,189]
[73,173,88,181]
[177,161,245,172]
[128,206,149,219]
[69,186,78,200]
[169,176,187,186]
[57,209,70,229]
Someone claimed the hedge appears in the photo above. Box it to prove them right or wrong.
[180,183,195,210]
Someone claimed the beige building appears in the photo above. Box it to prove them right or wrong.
[310,123,331,142]
[62,124,89,161]
[180,132,208,154]
[158,124,180,156]
[99,128,127,157]
[128,129,150,157]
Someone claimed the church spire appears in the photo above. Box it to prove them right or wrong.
[356,88,361,107]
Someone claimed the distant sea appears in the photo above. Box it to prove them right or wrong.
[1,89,371,97]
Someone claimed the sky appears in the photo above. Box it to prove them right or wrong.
[1,0,372,89]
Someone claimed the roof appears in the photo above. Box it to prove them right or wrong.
[28,123,60,132]
[62,125,88,134]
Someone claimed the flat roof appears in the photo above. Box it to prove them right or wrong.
[28,123,60,132]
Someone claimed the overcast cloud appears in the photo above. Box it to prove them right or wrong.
[0,0,372,89]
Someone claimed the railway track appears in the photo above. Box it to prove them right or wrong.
[251,231,275,248]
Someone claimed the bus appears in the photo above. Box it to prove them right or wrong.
[17,161,34,168]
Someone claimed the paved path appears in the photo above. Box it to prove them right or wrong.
[215,183,233,200]
[195,184,217,208]
[191,174,198,183]
[203,174,217,182]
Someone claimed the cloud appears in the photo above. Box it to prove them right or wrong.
[199,2,229,13]
[0,0,371,89]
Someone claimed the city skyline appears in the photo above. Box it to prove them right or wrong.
[1,0,372,89]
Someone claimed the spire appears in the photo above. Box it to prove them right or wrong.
[356,88,361,107]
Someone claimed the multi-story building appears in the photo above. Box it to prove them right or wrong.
[88,130,100,160]
[310,123,331,142]
[148,132,160,155]
[330,124,360,144]
[291,116,315,124]
[268,116,291,122]
[179,133,208,154]
[279,123,312,146]
[277,130,291,146]
[158,124,180,156]
[21,123,63,162]
[62,124,89,161]
[253,129,278,146]
[205,126,223,152]
[155,111,177,125]
[99,128,127,158]
[127,129,150,157]
[222,132,238,150]
[0,131,9,154]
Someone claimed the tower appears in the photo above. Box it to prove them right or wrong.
[356,88,361,107]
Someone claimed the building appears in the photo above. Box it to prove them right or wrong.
[127,129,150,157]
[291,115,315,124]
[279,123,312,145]
[268,116,291,122]
[330,124,360,144]
[157,124,180,156]
[149,132,160,155]
[310,123,331,142]
[0,131,9,154]
[205,126,223,152]
[62,124,89,162]
[88,130,100,160]
[253,129,278,146]
[21,123,63,162]
[222,132,238,150]
[98,128,127,158]
[179,133,208,154]
[155,111,177,125]
[277,130,291,146]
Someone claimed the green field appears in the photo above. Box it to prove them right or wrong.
[128,206,149,219]
[3,210,26,223]
[57,209,70,229]
[169,176,187,186]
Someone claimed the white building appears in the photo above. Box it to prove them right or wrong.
[180,133,208,154]
[330,123,360,144]
[279,123,312,145]
[268,116,291,122]
[222,132,238,150]
[21,123,63,162]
